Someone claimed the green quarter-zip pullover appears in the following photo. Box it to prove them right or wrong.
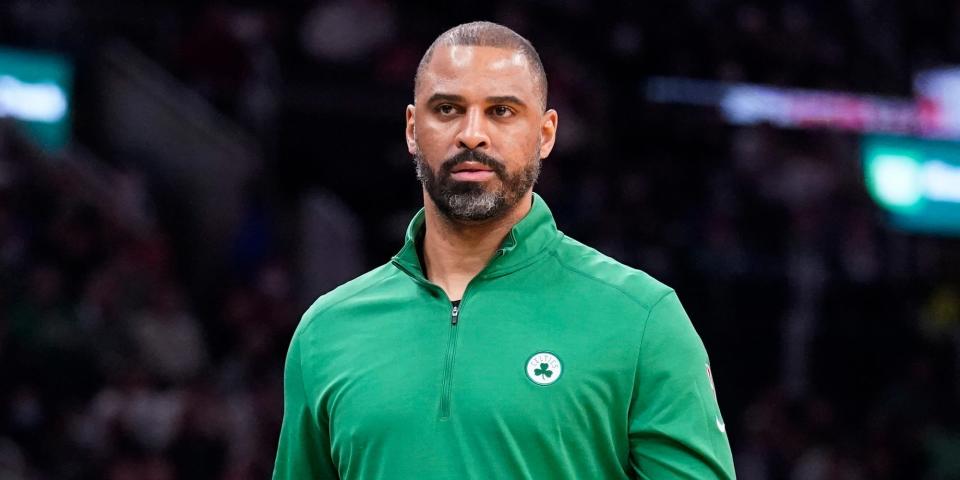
[274,194,735,479]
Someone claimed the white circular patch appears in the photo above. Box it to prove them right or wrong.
[526,352,562,386]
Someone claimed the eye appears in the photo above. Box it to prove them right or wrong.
[490,105,514,117]
[435,104,458,116]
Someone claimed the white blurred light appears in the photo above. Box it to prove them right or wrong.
[0,75,67,122]
[870,154,923,208]
[922,160,960,203]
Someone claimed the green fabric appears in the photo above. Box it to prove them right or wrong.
[274,194,735,479]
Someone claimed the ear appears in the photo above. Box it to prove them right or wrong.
[405,104,417,155]
[538,109,559,159]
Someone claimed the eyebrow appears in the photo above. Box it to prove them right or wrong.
[426,93,528,108]
[487,95,526,108]
[426,93,465,105]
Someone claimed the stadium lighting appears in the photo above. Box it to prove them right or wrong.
[0,75,68,122]
[866,153,924,210]
[647,74,960,235]
[0,47,72,151]
[862,136,960,234]
[646,66,960,139]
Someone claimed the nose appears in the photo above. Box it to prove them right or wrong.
[456,107,490,150]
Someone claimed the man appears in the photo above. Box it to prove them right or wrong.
[274,21,735,479]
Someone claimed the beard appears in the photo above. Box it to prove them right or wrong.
[414,147,541,222]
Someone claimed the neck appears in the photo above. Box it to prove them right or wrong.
[421,191,533,301]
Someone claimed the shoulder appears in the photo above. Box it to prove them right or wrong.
[549,234,675,313]
[295,263,402,338]
[549,236,706,363]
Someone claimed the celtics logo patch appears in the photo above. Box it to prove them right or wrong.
[526,352,562,386]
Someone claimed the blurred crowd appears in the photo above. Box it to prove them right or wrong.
[0,126,293,478]
[2,1,960,479]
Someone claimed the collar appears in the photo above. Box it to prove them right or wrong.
[391,192,563,283]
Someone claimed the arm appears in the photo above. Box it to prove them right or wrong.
[273,333,339,479]
[628,291,735,479]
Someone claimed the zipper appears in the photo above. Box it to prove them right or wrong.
[439,302,461,420]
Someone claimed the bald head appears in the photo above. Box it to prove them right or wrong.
[415,21,548,111]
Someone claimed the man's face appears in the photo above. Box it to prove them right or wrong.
[406,45,558,222]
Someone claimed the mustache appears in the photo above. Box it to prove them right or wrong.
[440,150,508,178]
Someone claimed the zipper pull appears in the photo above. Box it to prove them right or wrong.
[451,304,460,325]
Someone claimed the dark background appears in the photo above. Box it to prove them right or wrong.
[1,1,959,479]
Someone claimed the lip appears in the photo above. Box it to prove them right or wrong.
[450,161,494,173]
[450,170,496,182]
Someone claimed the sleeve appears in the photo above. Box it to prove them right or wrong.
[273,332,339,479]
[628,291,736,479]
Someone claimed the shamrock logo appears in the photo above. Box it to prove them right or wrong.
[527,352,562,386]
[534,363,553,379]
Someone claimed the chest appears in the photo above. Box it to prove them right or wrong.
[316,290,640,453]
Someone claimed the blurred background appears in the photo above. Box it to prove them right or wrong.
[1,1,960,479]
